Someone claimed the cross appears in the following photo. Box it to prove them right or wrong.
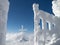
[19,25,27,32]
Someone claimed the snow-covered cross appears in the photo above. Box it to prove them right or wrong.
[19,25,27,32]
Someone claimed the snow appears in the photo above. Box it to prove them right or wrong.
[0,0,60,45]
[6,32,34,45]
[33,2,60,45]
[6,25,34,45]
[0,0,9,45]
[52,0,60,17]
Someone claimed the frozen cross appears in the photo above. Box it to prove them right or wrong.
[19,25,27,32]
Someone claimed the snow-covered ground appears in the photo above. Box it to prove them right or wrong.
[0,0,60,45]
[6,32,34,45]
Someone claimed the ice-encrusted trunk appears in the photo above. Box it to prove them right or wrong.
[0,0,9,45]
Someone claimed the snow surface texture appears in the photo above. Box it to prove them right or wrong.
[33,0,60,45]
[6,1,60,45]
[6,25,34,45]
[6,32,34,45]
[52,0,60,17]
[0,0,9,45]
[0,0,60,45]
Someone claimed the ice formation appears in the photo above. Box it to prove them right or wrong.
[52,0,60,17]
[0,0,9,45]
[33,1,60,45]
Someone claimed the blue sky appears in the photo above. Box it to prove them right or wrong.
[7,0,53,33]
